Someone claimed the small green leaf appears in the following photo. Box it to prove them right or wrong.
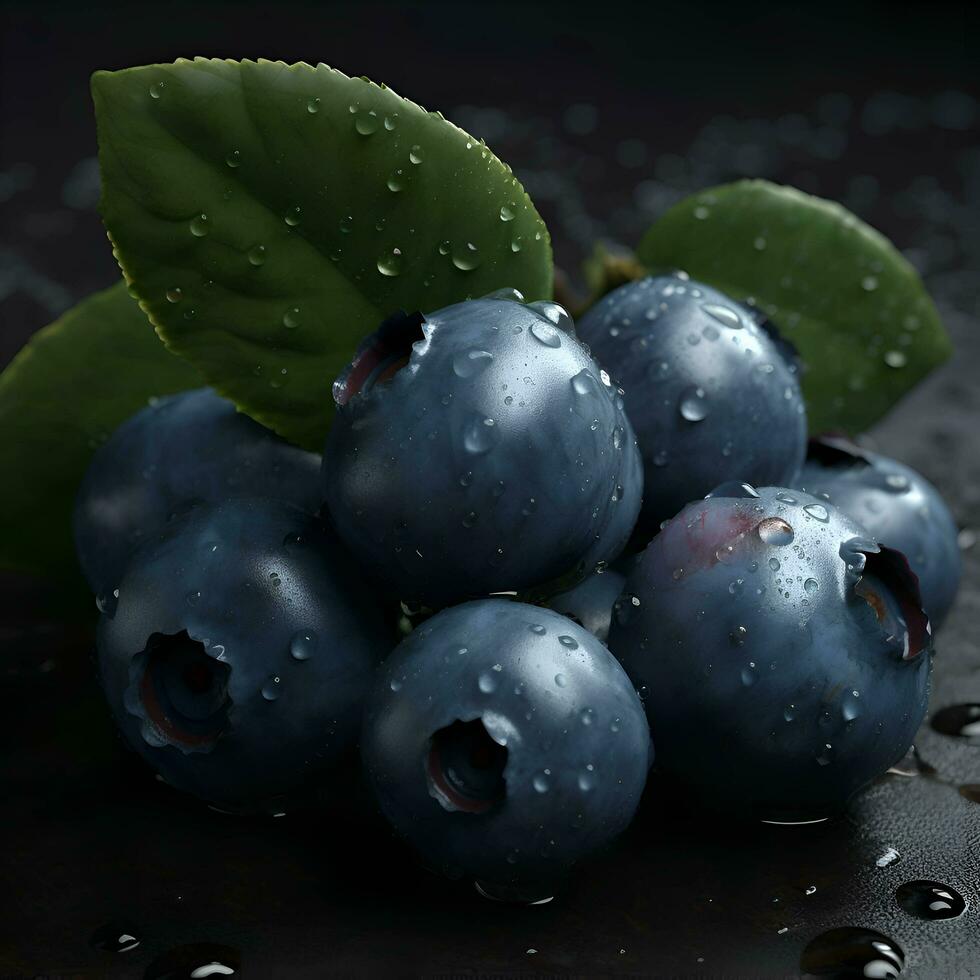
[637,180,951,434]
[93,58,553,451]
[0,282,200,579]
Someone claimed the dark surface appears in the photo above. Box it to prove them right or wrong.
[2,2,979,976]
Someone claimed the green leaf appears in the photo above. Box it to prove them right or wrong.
[637,179,951,434]
[0,282,200,580]
[92,58,553,451]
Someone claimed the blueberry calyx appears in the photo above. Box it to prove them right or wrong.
[852,544,932,660]
[126,631,232,753]
[426,717,508,814]
[332,310,427,405]
[806,433,875,469]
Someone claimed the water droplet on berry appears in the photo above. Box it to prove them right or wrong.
[702,303,742,329]
[290,631,316,661]
[803,503,830,523]
[189,214,210,237]
[678,386,709,422]
[453,349,494,378]
[261,676,281,701]
[530,320,562,348]
[758,518,794,545]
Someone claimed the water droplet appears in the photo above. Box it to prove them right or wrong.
[462,415,498,454]
[694,205,711,219]
[90,920,141,953]
[679,386,709,422]
[290,631,316,661]
[533,773,550,793]
[225,150,241,168]
[409,144,424,164]
[580,708,594,726]
[895,881,966,920]
[438,240,450,256]
[530,320,562,348]
[261,676,281,701]
[758,518,794,545]
[462,511,478,528]
[861,275,879,291]
[800,928,904,979]
[478,671,498,694]
[783,704,796,722]
[306,97,320,114]
[384,114,398,131]
[730,625,748,645]
[554,673,567,687]
[165,287,183,304]
[578,767,596,792]
[353,109,379,135]
[803,503,830,523]
[558,635,579,650]
[189,214,210,237]
[571,369,600,397]
[376,247,404,277]
[842,689,862,722]
[804,577,819,594]
[339,215,354,234]
[499,203,516,222]
[247,245,266,267]
[653,450,668,467]
[283,206,301,227]
[703,303,742,329]
[451,242,481,271]
[876,847,901,868]
[510,236,523,252]
[149,81,165,99]
[529,624,547,635]
[741,663,758,686]
[884,350,907,368]
[185,590,201,606]
[453,348,494,378]
[816,743,834,766]
[931,703,980,739]
[386,169,406,193]
[753,235,767,251]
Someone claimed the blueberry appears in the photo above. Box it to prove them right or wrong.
[96,497,390,812]
[74,388,321,596]
[577,275,807,541]
[607,485,932,822]
[547,567,626,643]
[799,435,961,627]
[361,598,651,900]
[322,292,643,607]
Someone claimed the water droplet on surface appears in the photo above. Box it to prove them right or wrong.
[96,589,119,617]
[533,772,550,793]
[895,880,966,920]
[578,767,596,792]
[679,386,709,422]
[884,350,907,368]
[816,743,835,766]
[861,275,879,291]
[225,150,241,168]
[741,663,758,686]
[165,287,183,304]
[453,348,494,378]
[144,944,241,979]
[290,631,316,661]
[931,703,980,739]
[558,635,579,650]
[283,206,301,227]
[803,503,830,523]
[376,247,404,277]
[149,81,165,99]
[500,204,516,221]
[438,240,450,256]
[703,303,742,329]
[389,677,402,692]
[530,320,562,348]
[409,144,424,164]
[451,242,481,271]
[478,671,498,694]
[90,919,141,952]
[247,245,266,267]
[353,109,380,135]
[529,624,547,635]
[804,577,819,594]
[753,236,767,251]
[261,676,281,701]
[384,114,398,131]
[875,847,901,869]
[306,97,320,114]
[758,518,795,546]
[386,169,406,192]
[783,704,796,722]
[554,673,567,687]
[189,214,210,237]
[800,927,904,979]
[571,369,600,397]
[339,215,354,234]
[462,415,498,454]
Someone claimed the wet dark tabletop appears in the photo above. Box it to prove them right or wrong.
[2,2,979,976]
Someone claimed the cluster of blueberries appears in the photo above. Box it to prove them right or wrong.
[75,275,960,902]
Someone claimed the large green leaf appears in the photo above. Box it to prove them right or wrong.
[92,58,553,451]
[637,180,951,434]
[0,282,200,579]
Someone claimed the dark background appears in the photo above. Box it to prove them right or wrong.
[2,1,979,976]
